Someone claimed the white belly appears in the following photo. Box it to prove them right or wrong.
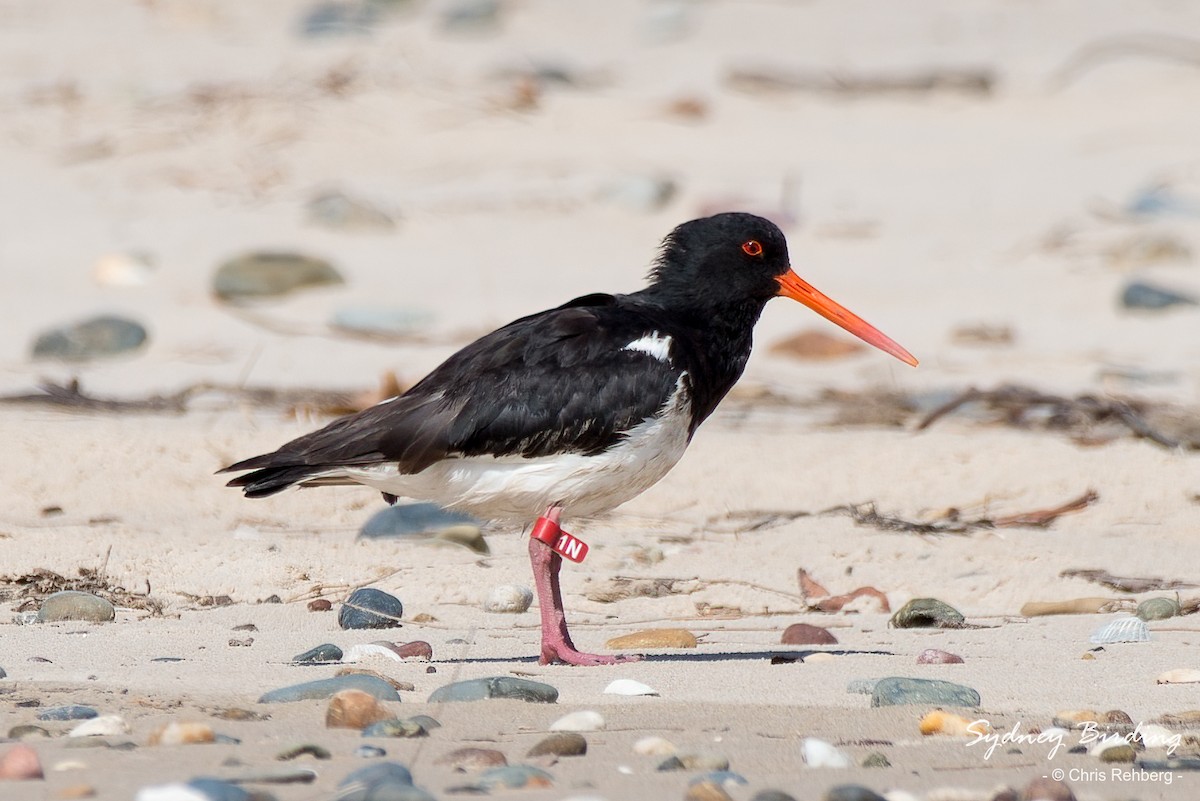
[334,382,693,521]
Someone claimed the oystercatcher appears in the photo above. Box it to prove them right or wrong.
[221,212,916,665]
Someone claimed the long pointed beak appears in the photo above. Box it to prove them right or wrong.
[776,269,918,367]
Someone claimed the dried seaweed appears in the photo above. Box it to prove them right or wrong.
[829,489,1099,535]
[1060,569,1199,594]
[0,566,163,614]
[727,66,995,96]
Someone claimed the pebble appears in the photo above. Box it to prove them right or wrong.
[149,722,216,745]
[916,648,964,664]
[339,588,404,630]
[336,762,414,800]
[633,736,675,756]
[0,743,43,780]
[1020,598,1113,616]
[606,629,697,649]
[483,585,533,614]
[685,782,731,801]
[1091,735,1136,763]
[212,251,343,303]
[1089,616,1150,644]
[259,674,402,703]
[467,764,554,792]
[69,715,130,737]
[355,745,386,759]
[1157,668,1200,684]
[871,677,981,708]
[331,307,434,340]
[293,643,343,664]
[919,710,984,737]
[845,678,878,695]
[428,676,558,704]
[781,623,837,645]
[801,737,851,768]
[603,679,658,696]
[93,251,155,286]
[327,689,395,730]
[307,190,396,231]
[38,705,99,721]
[308,599,333,612]
[37,591,116,623]
[0,666,5,678]
[362,718,428,738]
[527,732,586,758]
[751,792,797,801]
[276,743,331,761]
[889,598,965,628]
[823,786,886,801]
[1121,280,1198,310]
[359,504,487,554]
[550,710,605,732]
[435,747,507,772]
[9,724,51,739]
[1019,777,1076,801]
[1136,597,1181,621]
[31,315,148,362]
[861,752,890,768]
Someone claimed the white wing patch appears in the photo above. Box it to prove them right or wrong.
[622,332,672,363]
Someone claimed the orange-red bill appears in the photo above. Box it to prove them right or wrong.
[776,269,918,367]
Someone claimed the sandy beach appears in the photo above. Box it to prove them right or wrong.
[2,2,1200,799]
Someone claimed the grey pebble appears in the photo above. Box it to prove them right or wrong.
[32,314,147,362]
[362,718,427,738]
[293,643,344,664]
[339,588,404,630]
[259,674,402,704]
[751,792,797,801]
[870,676,981,708]
[427,676,558,704]
[355,744,387,759]
[37,590,116,623]
[1136,597,1181,621]
[0,666,5,678]
[846,678,879,695]
[527,732,586,757]
[468,764,554,791]
[690,771,748,788]
[824,785,887,801]
[37,705,99,721]
[332,307,433,340]
[213,251,343,303]
[337,762,440,801]
[308,190,396,231]
[8,724,51,739]
[889,597,965,628]
[182,779,255,801]
[1121,280,1198,310]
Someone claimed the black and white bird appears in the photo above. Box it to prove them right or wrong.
[221,212,917,665]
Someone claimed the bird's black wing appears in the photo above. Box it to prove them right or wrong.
[222,294,685,497]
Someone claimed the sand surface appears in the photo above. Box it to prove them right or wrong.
[2,2,1200,800]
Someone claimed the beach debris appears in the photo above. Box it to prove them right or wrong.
[362,718,429,738]
[769,329,866,361]
[846,678,879,695]
[1137,597,1182,621]
[1089,616,1150,644]
[37,590,117,624]
[604,679,659,697]
[781,623,837,645]
[69,715,130,738]
[435,747,507,772]
[355,744,386,759]
[0,744,43,780]
[260,674,401,704]
[726,65,994,96]
[212,251,343,303]
[527,732,587,758]
[339,588,404,630]
[889,598,965,629]
[1121,280,1198,310]
[37,705,98,721]
[1157,669,1200,684]
[1061,568,1197,593]
[870,677,981,708]
[276,743,332,761]
[8,725,50,740]
[31,315,147,362]
[659,752,730,771]
[460,764,553,792]
[550,710,604,732]
[919,710,982,737]
[93,251,155,287]
[428,677,558,704]
[1020,597,1126,616]
[686,778,737,801]
[327,689,394,730]
[336,762,431,801]
[1105,232,1192,269]
[801,737,852,768]
[860,753,890,768]
[483,585,533,614]
[751,791,798,801]
[148,722,216,746]
[950,323,1015,347]
[308,599,333,612]
[336,668,415,693]
[1092,735,1137,763]
[606,629,698,649]
[307,190,395,231]
[633,736,675,755]
[823,787,888,801]
[293,643,343,664]
[797,568,890,613]
[916,648,964,664]
[585,576,698,603]
[832,489,1099,536]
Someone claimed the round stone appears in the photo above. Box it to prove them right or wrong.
[339,588,404,630]
[37,591,116,623]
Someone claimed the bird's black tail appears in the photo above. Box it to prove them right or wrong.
[218,455,329,498]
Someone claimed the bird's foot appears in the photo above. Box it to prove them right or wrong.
[539,641,643,666]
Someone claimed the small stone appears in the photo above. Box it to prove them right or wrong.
[92,251,155,287]
[1157,668,1200,684]
[861,752,890,768]
[1137,597,1181,621]
[0,744,43,780]
[677,752,730,771]
[276,743,332,761]
[919,709,985,737]
[9,725,51,740]
[149,721,216,745]
[871,677,981,708]
[355,745,387,759]
[550,710,604,732]
[362,718,427,738]
[845,678,878,695]
[606,629,698,649]
[916,648,964,664]
[38,705,99,721]
[56,783,97,799]
[1093,737,1136,763]
[213,251,343,303]
[1019,777,1076,801]
[483,585,533,614]
[339,588,404,630]
[633,736,675,756]
[307,190,396,231]
[435,747,507,772]
[889,598,965,628]
[781,623,837,645]
[331,306,434,340]
[308,599,333,612]
[802,737,851,768]
[1089,616,1150,644]
[823,786,887,801]
[326,689,394,730]
[1121,280,1198,310]
[685,780,733,801]
[359,504,485,553]
[293,643,343,664]
[68,715,130,737]
[37,591,116,623]
[527,732,586,758]
[751,792,798,801]
[259,674,402,703]
[31,316,148,362]
[603,679,658,696]
[769,330,866,361]
[428,676,558,704]
[336,762,414,800]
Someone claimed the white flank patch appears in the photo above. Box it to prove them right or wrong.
[622,331,672,363]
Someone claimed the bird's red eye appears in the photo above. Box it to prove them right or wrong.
[742,240,763,257]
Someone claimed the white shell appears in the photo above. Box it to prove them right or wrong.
[69,714,130,738]
[550,710,606,731]
[1156,668,1200,684]
[344,643,403,662]
[92,252,155,287]
[603,679,659,696]
[483,584,533,614]
[1138,723,1180,748]
[1089,616,1150,644]
[632,736,676,756]
[135,784,210,801]
[801,737,851,768]
[1088,733,1131,757]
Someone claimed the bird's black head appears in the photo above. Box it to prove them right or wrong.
[646,212,791,310]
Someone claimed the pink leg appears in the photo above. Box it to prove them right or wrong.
[529,506,641,666]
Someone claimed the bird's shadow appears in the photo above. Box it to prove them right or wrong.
[436,648,894,665]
